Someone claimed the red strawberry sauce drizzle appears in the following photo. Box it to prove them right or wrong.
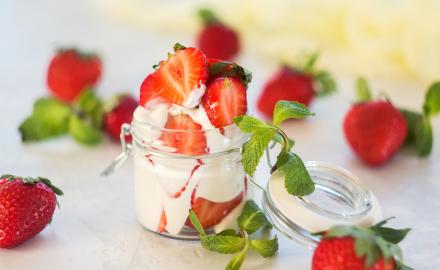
[173,159,204,198]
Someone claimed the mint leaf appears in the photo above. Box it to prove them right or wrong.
[233,115,273,133]
[314,70,337,97]
[272,101,315,127]
[201,235,246,254]
[19,97,72,141]
[188,209,206,236]
[250,236,278,258]
[423,81,440,117]
[237,200,269,234]
[275,151,315,196]
[273,133,294,151]
[415,117,433,157]
[68,115,102,145]
[74,88,104,128]
[241,128,276,176]
[225,242,249,270]
[356,77,372,103]
[217,229,239,237]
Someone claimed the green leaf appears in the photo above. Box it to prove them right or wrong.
[74,89,104,128]
[423,81,440,117]
[237,200,269,234]
[395,259,414,270]
[370,224,411,244]
[173,43,186,51]
[208,61,252,87]
[37,177,64,196]
[354,234,381,268]
[250,236,278,258]
[217,229,239,237]
[301,51,319,73]
[201,235,246,254]
[198,8,220,25]
[233,115,273,133]
[326,225,356,238]
[68,115,102,145]
[414,117,433,157]
[314,70,337,97]
[275,151,315,196]
[273,133,294,151]
[189,210,206,237]
[355,77,373,103]
[19,97,72,141]
[400,109,423,145]
[240,128,276,176]
[272,101,315,127]
[225,248,247,270]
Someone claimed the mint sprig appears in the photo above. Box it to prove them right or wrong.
[400,81,440,156]
[233,100,315,197]
[189,200,278,270]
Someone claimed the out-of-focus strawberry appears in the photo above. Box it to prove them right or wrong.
[196,9,240,61]
[257,53,335,118]
[0,174,63,248]
[104,94,138,142]
[47,48,102,103]
[343,78,407,166]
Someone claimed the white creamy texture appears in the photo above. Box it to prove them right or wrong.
[268,171,383,233]
[182,84,206,109]
[133,104,169,141]
[213,199,246,233]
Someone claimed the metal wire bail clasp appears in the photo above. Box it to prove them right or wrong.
[101,123,133,176]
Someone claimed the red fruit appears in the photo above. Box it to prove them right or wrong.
[157,210,167,233]
[202,77,247,128]
[47,48,102,102]
[344,101,407,166]
[154,46,208,107]
[0,175,63,248]
[104,95,138,142]
[160,114,207,155]
[197,24,240,61]
[312,237,395,270]
[140,73,163,108]
[188,191,244,229]
[257,67,314,118]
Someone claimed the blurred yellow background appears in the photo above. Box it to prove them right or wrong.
[103,0,440,83]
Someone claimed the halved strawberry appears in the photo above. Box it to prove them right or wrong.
[202,77,247,128]
[188,191,244,229]
[157,210,167,233]
[140,73,163,107]
[154,45,208,107]
[160,114,207,155]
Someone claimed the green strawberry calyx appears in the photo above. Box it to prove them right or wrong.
[198,8,222,26]
[317,218,412,269]
[1,174,64,196]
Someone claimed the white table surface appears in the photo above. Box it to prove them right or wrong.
[1,1,440,269]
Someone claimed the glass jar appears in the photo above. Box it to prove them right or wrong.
[104,109,249,240]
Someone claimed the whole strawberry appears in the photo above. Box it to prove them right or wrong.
[257,53,336,118]
[0,174,63,248]
[196,9,240,61]
[47,48,102,102]
[312,219,412,270]
[104,94,138,141]
[344,78,408,166]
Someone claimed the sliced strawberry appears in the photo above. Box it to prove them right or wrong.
[187,191,244,229]
[154,46,208,107]
[157,210,167,233]
[140,73,164,107]
[202,77,247,128]
[160,114,207,155]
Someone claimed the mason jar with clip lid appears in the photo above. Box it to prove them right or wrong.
[103,107,382,247]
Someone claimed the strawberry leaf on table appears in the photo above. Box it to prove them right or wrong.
[68,115,102,146]
[400,81,440,157]
[189,200,278,270]
[19,97,72,141]
[74,88,104,128]
[234,100,315,197]
[237,200,269,234]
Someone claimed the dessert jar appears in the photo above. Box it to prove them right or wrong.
[105,107,249,240]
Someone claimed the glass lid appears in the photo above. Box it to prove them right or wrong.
[256,161,383,249]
